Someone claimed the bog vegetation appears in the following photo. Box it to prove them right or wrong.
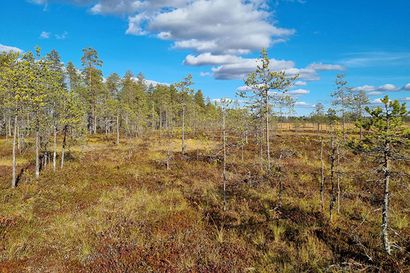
[0,47,409,272]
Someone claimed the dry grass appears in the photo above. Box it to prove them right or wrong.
[0,132,409,272]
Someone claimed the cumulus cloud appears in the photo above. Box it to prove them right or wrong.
[378,84,399,92]
[143,79,169,86]
[287,89,309,95]
[33,0,294,57]
[211,57,294,80]
[371,98,384,104]
[0,44,22,53]
[210,57,342,81]
[295,101,315,108]
[294,81,307,86]
[403,83,410,91]
[367,91,382,96]
[353,83,401,93]
[184,53,242,66]
[40,31,50,39]
[28,0,346,81]
[352,85,377,92]
[307,63,345,71]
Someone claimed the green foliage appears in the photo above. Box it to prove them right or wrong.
[350,96,409,153]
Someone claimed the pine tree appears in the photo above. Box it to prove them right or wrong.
[350,96,409,254]
[239,48,298,171]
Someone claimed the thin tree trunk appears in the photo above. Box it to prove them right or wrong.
[336,144,341,214]
[223,110,227,211]
[320,137,325,212]
[5,116,8,141]
[93,110,97,134]
[61,126,67,169]
[8,116,12,137]
[342,111,346,143]
[35,130,40,178]
[329,137,336,222]
[116,114,120,145]
[382,141,391,254]
[265,94,271,171]
[11,115,17,188]
[53,125,57,172]
[181,105,186,155]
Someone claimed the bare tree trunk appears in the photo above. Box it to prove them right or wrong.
[5,115,8,141]
[265,95,271,171]
[11,115,17,188]
[181,105,186,155]
[222,110,227,211]
[320,137,325,212]
[259,131,263,170]
[382,141,391,254]
[166,110,172,171]
[329,137,336,222]
[336,144,341,214]
[159,108,162,138]
[342,111,346,143]
[53,125,57,172]
[116,114,120,145]
[60,126,67,169]
[35,130,40,178]
[8,116,12,137]
[93,110,97,134]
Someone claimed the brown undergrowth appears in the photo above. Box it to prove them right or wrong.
[0,133,409,272]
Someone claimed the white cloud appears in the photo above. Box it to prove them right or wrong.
[367,91,382,96]
[294,81,307,86]
[287,89,309,95]
[200,72,211,77]
[352,85,376,92]
[371,98,383,104]
[236,85,253,92]
[295,101,315,108]
[377,84,399,92]
[142,0,293,54]
[353,83,401,93]
[40,31,50,39]
[210,57,343,81]
[212,57,294,80]
[34,0,293,58]
[307,63,344,71]
[341,52,410,68]
[399,97,410,102]
[143,79,169,87]
[0,44,22,53]
[403,83,410,91]
[184,53,242,66]
[55,31,68,40]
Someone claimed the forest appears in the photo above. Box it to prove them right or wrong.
[0,47,409,272]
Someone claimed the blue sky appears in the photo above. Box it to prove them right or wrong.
[1,0,410,115]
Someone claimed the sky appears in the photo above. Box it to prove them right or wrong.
[1,0,410,115]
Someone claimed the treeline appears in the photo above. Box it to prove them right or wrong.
[0,47,224,187]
